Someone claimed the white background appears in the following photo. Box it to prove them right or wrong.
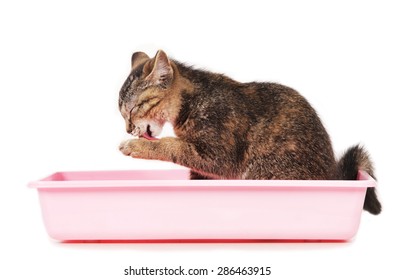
[1,1,393,279]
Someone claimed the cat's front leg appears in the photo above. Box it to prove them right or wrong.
[119,138,157,159]
[119,137,201,165]
[119,137,183,162]
[119,137,226,177]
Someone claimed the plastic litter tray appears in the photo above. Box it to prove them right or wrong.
[28,169,375,241]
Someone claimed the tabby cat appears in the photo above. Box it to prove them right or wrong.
[118,50,381,215]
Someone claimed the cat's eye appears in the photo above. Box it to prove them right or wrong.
[129,105,138,117]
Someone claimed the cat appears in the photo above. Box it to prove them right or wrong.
[118,50,381,215]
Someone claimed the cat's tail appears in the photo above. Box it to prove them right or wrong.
[337,144,381,215]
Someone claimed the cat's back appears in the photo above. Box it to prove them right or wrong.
[194,77,337,179]
[176,64,336,179]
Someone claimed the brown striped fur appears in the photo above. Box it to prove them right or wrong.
[118,50,381,214]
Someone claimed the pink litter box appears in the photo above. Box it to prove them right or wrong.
[28,169,375,241]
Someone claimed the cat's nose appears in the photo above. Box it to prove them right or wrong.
[126,122,135,134]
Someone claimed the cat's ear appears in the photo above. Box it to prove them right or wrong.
[146,50,173,87]
[131,52,150,69]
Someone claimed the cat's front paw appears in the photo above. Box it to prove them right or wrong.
[119,139,134,156]
[119,139,151,158]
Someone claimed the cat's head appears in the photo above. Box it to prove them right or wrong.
[119,50,174,140]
